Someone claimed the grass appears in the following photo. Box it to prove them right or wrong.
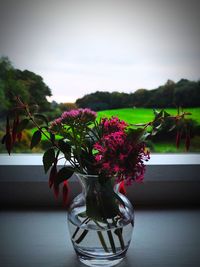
[98,107,200,153]
[5,107,200,153]
[97,107,200,125]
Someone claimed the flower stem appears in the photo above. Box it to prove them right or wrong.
[74,229,89,244]
[97,231,109,253]
[114,228,125,250]
[107,229,116,254]
[112,218,125,250]
[72,217,90,240]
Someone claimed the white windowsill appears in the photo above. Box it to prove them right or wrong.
[0,153,200,165]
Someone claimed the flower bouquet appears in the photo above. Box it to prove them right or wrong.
[2,97,191,266]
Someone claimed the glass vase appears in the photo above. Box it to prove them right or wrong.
[67,173,134,267]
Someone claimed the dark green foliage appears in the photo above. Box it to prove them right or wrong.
[30,130,41,149]
[34,114,49,126]
[76,91,130,111]
[55,167,74,185]
[58,139,71,154]
[16,119,30,133]
[76,79,200,110]
[43,148,55,173]
[0,57,52,117]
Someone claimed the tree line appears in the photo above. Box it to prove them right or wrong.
[1,56,200,117]
[76,79,200,110]
[0,57,52,117]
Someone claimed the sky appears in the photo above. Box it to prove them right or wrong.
[0,0,200,103]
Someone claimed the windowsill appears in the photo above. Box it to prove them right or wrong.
[0,153,200,208]
[1,153,200,166]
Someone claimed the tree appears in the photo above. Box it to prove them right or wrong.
[0,56,52,116]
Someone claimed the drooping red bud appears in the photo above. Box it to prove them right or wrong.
[17,132,22,142]
[5,117,12,154]
[12,119,17,144]
[176,131,181,149]
[63,180,69,206]
[5,132,12,155]
[49,164,57,188]
[185,132,191,151]
[53,184,59,199]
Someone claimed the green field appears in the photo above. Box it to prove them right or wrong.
[97,107,200,125]
[98,107,200,153]
[2,107,199,153]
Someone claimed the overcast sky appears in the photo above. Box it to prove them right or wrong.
[0,0,200,103]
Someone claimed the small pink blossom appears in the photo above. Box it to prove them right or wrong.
[95,154,102,162]
[102,117,127,134]
[113,165,120,172]
[61,108,97,124]
[51,117,62,126]
[102,162,110,170]
[50,117,63,131]
[61,109,79,121]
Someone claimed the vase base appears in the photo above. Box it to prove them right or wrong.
[76,249,126,267]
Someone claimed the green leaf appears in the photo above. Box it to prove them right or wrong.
[153,109,163,120]
[43,148,55,173]
[34,113,48,126]
[55,166,74,185]
[163,110,170,117]
[29,104,39,113]
[58,139,71,154]
[153,109,159,116]
[127,128,144,143]
[16,119,29,133]
[30,130,41,149]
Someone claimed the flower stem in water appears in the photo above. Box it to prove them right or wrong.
[97,231,109,253]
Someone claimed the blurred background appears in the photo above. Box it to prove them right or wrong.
[0,0,200,153]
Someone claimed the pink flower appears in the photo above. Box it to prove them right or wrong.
[50,117,63,131]
[93,117,150,184]
[113,165,120,172]
[102,117,127,134]
[51,117,62,127]
[102,162,111,170]
[95,154,102,162]
[61,108,97,124]
[61,109,79,121]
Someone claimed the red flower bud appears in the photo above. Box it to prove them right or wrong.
[185,132,191,151]
[6,117,10,133]
[63,181,69,206]
[5,132,12,155]
[17,132,22,142]
[53,184,59,199]
[176,131,181,149]
[49,164,57,188]
[5,117,13,154]
[12,119,17,144]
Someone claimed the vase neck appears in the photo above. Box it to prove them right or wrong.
[76,173,120,195]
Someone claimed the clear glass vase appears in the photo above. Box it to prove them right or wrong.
[67,173,134,267]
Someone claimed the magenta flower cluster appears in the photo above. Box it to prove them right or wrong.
[94,117,150,185]
[51,108,97,127]
[50,111,150,185]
